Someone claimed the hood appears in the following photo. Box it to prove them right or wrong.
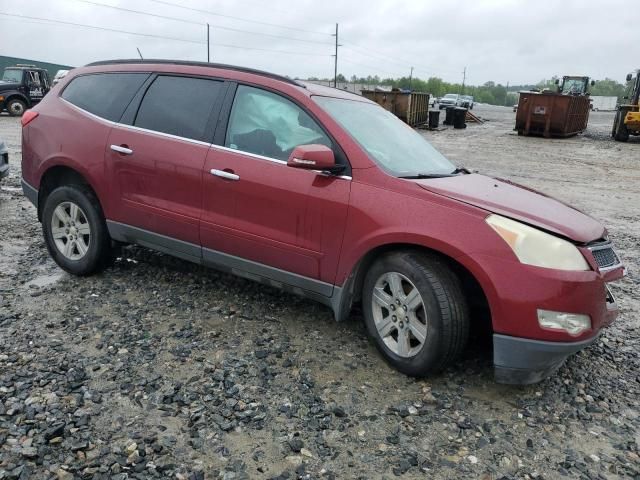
[0,82,20,91]
[414,174,604,243]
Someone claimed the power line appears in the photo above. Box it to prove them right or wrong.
[214,43,330,57]
[145,0,333,36]
[71,0,335,46]
[0,12,205,44]
[341,58,404,78]
[0,13,332,57]
[342,39,460,77]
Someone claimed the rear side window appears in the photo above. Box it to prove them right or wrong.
[62,73,148,122]
[134,76,223,141]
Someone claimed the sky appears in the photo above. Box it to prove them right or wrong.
[0,0,636,86]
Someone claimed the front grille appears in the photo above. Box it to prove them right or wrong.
[589,243,620,270]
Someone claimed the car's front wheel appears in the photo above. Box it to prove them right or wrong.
[42,185,111,275]
[362,251,469,376]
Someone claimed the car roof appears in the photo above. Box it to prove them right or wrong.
[83,59,371,103]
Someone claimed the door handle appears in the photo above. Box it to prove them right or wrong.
[210,169,239,181]
[110,144,133,155]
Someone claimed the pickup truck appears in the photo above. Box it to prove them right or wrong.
[438,93,460,109]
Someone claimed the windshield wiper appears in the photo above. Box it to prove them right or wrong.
[397,173,454,179]
[398,167,471,179]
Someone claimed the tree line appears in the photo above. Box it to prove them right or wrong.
[308,73,631,107]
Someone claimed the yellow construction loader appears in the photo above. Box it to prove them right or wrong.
[612,70,640,142]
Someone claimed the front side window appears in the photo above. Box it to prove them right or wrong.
[225,85,331,161]
[134,76,223,141]
[62,73,149,122]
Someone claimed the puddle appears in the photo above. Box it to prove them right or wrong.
[25,271,66,288]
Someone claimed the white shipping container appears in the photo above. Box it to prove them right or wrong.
[590,96,617,111]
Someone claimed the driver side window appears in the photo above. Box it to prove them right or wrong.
[225,85,331,162]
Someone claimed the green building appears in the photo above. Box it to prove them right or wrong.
[0,55,74,80]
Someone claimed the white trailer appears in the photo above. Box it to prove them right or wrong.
[590,96,617,111]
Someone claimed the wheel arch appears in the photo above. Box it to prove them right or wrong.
[4,92,31,107]
[334,242,494,338]
[37,165,103,222]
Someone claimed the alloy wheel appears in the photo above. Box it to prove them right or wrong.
[51,201,91,260]
[371,272,428,358]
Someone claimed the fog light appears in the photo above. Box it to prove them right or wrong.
[537,310,591,336]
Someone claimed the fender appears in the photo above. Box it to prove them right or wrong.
[36,154,107,213]
[332,228,503,325]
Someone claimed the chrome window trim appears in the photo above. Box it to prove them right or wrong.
[62,98,212,147]
[209,144,352,180]
[61,98,352,180]
[119,123,212,147]
[210,143,287,165]
[60,97,117,126]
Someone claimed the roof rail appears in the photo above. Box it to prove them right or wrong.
[85,59,305,88]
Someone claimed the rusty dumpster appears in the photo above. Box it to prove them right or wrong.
[361,90,430,126]
[515,91,591,137]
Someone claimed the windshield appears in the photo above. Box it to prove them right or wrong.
[561,78,586,95]
[314,96,455,176]
[1,69,22,83]
[444,94,457,99]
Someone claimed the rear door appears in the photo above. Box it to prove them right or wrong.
[106,75,226,259]
[201,84,351,287]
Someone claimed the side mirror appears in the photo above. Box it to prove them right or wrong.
[590,80,595,86]
[626,73,633,82]
[554,79,560,85]
[287,144,336,171]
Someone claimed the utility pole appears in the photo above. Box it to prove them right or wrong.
[332,23,339,88]
[207,23,210,62]
[461,66,466,95]
[409,66,414,91]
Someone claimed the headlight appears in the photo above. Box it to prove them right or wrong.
[486,214,590,271]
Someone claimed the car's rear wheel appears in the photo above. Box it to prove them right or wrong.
[42,185,111,275]
[362,251,469,376]
[7,98,26,117]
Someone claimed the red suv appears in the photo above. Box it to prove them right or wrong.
[21,60,625,384]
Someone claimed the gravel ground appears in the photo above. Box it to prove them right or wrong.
[0,105,639,479]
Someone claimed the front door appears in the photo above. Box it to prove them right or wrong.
[107,75,225,257]
[200,84,351,288]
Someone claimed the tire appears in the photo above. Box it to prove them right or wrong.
[42,185,111,275]
[613,110,629,142]
[362,251,469,377]
[7,98,27,117]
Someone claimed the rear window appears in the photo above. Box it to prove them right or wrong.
[61,73,149,122]
[134,76,223,141]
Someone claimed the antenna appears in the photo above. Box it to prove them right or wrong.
[136,48,144,60]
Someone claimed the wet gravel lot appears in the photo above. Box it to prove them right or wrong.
[1,105,639,479]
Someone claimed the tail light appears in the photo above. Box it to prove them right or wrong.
[21,110,39,127]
